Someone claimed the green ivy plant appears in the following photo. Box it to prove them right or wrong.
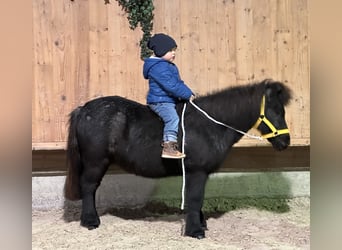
[110,0,154,60]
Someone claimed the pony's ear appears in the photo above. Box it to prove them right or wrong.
[276,82,292,105]
[265,81,292,106]
[265,85,273,99]
[264,79,276,99]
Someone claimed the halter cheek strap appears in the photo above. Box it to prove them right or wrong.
[253,95,290,139]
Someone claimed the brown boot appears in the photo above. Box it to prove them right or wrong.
[161,141,186,159]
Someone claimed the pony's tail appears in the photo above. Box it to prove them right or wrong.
[64,107,82,201]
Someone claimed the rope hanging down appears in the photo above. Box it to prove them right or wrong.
[180,103,187,210]
[179,100,263,210]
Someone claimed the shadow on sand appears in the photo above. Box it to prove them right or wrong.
[63,172,293,223]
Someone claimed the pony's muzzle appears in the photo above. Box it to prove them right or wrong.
[269,133,290,151]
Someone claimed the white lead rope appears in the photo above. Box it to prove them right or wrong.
[180,102,187,210]
[180,100,263,210]
[189,99,263,140]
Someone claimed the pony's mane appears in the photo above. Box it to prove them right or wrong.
[191,79,292,129]
[197,79,292,107]
[200,81,264,101]
[195,80,266,117]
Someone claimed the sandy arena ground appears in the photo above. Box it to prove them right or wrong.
[32,198,309,250]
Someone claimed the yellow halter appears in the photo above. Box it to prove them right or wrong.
[253,95,290,139]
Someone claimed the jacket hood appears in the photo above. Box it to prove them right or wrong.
[143,57,165,79]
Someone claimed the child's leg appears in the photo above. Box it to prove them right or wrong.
[148,103,185,158]
[149,103,178,141]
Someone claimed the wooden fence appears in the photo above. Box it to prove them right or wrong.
[32,0,309,151]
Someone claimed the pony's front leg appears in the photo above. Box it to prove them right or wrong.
[200,210,208,230]
[184,171,208,239]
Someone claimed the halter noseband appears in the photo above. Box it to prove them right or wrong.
[253,95,290,139]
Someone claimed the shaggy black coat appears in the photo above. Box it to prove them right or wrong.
[64,79,292,238]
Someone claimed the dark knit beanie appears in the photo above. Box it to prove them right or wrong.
[147,33,177,57]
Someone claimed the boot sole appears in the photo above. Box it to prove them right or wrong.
[161,154,186,159]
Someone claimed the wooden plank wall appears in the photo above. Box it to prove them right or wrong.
[32,0,309,150]
[32,146,310,176]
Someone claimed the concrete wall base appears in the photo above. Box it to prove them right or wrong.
[32,172,310,211]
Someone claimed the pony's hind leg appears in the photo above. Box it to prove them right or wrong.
[80,158,109,230]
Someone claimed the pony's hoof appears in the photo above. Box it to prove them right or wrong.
[195,234,205,239]
[81,214,100,230]
[87,226,98,230]
[186,233,205,239]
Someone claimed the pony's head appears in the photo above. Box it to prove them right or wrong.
[254,80,292,151]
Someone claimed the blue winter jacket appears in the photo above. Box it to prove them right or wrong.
[143,57,193,104]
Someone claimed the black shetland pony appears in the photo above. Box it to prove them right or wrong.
[64,79,292,239]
